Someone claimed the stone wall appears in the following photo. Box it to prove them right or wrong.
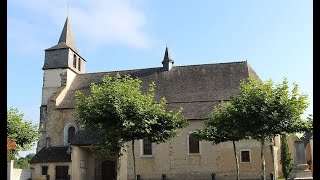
[46,108,78,146]
[126,120,276,180]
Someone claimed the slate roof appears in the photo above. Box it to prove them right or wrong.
[57,61,257,120]
[45,42,69,51]
[30,147,71,163]
[71,130,102,146]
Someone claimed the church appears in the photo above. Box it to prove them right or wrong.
[30,17,280,180]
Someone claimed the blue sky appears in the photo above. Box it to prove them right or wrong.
[8,0,312,157]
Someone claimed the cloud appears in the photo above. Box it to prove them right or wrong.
[8,0,152,50]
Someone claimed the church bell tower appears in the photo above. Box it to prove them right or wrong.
[37,17,86,152]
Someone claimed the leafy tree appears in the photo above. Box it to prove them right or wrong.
[13,153,36,169]
[280,134,293,180]
[14,157,30,169]
[7,151,16,161]
[227,77,312,180]
[197,101,248,180]
[7,108,40,157]
[76,74,188,180]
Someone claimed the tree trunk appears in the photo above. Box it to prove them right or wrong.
[269,138,276,180]
[132,140,137,180]
[233,141,240,180]
[261,138,266,180]
[116,154,121,180]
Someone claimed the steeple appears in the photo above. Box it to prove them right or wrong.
[43,17,86,72]
[58,17,78,53]
[162,46,174,71]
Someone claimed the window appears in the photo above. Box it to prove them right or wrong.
[143,140,152,155]
[67,126,75,143]
[188,133,200,154]
[140,140,153,156]
[42,166,48,175]
[78,58,81,71]
[73,54,77,68]
[240,150,251,163]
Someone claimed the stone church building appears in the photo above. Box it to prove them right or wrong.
[30,17,281,180]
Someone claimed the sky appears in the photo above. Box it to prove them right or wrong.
[8,0,313,157]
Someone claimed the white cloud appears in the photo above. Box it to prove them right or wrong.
[8,0,151,49]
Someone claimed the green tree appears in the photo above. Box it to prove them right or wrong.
[75,74,188,180]
[280,134,293,180]
[7,152,16,161]
[14,157,30,169]
[228,77,312,180]
[197,102,248,180]
[7,108,40,157]
[13,153,36,169]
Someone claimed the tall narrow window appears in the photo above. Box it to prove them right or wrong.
[189,133,200,154]
[142,140,152,155]
[67,126,75,144]
[78,58,81,71]
[73,54,77,68]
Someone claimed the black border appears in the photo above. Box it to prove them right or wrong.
[312,0,319,179]
[3,0,8,178]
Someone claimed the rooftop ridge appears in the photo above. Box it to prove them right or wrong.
[173,60,247,68]
[81,60,247,75]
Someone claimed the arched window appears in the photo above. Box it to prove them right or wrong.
[63,123,78,146]
[67,126,75,143]
[73,54,77,68]
[188,132,200,154]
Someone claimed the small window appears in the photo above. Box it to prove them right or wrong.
[42,166,48,175]
[67,126,75,144]
[189,133,200,154]
[240,150,251,163]
[78,58,81,71]
[142,140,152,155]
[73,54,77,68]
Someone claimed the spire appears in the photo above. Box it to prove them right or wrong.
[162,46,174,71]
[58,17,78,53]
[162,46,174,64]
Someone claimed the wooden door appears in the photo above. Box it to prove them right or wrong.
[55,166,69,180]
[101,160,116,180]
